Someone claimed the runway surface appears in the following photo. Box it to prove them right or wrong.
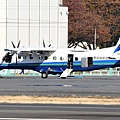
[0,76,120,119]
[0,103,120,119]
[0,76,120,97]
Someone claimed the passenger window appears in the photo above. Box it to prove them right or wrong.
[39,56,43,60]
[60,57,64,60]
[53,56,57,60]
[44,56,48,60]
[75,57,78,61]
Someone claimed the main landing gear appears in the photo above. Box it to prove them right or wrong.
[41,72,48,78]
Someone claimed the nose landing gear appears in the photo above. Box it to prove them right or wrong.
[41,72,48,78]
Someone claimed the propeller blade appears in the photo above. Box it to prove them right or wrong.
[11,41,16,48]
[17,40,21,48]
[43,39,45,47]
[74,43,78,49]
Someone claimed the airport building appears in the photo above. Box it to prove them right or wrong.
[0,0,68,60]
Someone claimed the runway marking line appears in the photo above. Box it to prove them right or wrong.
[0,118,75,120]
[0,118,68,120]
[0,95,120,105]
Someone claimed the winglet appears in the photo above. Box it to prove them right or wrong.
[114,38,120,53]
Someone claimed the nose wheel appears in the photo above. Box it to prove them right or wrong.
[41,72,48,78]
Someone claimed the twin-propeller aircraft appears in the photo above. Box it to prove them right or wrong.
[1,38,120,78]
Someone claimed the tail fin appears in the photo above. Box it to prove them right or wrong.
[114,38,120,53]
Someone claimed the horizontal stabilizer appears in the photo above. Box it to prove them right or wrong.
[4,47,56,52]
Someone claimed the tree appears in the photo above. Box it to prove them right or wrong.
[63,0,120,49]
[69,11,111,49]
[85,0,120,46]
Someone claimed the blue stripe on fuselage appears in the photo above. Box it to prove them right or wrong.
[0,59,120,73]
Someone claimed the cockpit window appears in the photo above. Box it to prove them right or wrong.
[23,56,26,59]
[29,54,33,59]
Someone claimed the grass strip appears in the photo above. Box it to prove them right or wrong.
[0,95,120,105]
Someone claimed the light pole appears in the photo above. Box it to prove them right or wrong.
[91,1,99,50]
[94,27,96,49]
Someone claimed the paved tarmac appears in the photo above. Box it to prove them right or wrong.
[0,76,120,119]
[0,103,120,119]
[0,76,120,97]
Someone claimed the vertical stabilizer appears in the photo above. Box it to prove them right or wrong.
[114,38,120,53]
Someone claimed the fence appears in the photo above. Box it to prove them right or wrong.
[73,68,120,76]
[0,69,40,76]
[0,68,120,77]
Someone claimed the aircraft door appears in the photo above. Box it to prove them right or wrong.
[67,54,73,69]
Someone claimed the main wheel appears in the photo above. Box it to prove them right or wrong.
[61,77,66,79]
[41,72,48,78]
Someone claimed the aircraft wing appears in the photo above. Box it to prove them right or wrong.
[4,47,56,52]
